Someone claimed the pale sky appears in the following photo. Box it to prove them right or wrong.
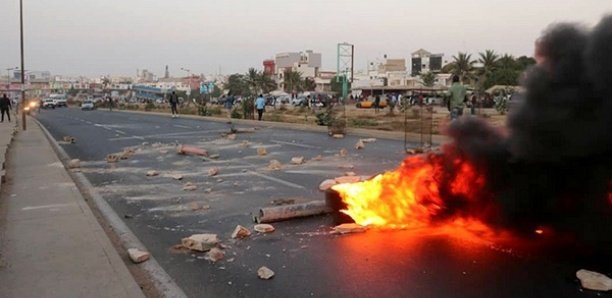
[1,0,610,78]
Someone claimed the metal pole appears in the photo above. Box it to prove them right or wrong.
[19,0,26,130]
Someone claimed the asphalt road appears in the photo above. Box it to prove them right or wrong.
[35,108,608,298]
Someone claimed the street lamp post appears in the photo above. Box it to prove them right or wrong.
[19,0,26,130]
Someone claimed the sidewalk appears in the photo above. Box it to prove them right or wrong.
[0,120,144,297]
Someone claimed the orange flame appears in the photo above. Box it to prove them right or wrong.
[332,154,496,237]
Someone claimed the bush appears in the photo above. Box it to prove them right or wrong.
[230,108,242,119]
[268,112,283,122]
[144,102,156,111]
[241,97,255,119]
[315,111,333,126]
[350,118,378,127]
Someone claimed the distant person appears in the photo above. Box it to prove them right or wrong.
[255,94,265,121]
[374,95,380,113]
[108,96,114,111]
[447,75,467,120]
[168,91,179,118]
[0,94,12,122]
[470,94,477,115]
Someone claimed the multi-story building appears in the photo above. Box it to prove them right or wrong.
[274,50,322,91]
[411,49,444,76]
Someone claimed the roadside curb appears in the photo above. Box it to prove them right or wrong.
[33,117,188,298]
[0,122,19,187]
[109,108,449,145]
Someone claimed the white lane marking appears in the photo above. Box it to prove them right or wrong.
[22,203,74,211]
[108,129,228,141]
[114,130,126,135]
[271,140,319,149]
[173,124,192,129]
[247,170,305,189]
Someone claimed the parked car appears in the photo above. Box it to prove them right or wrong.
[50,94,67,107]
[356,99,388,109]
[42,98,56,109]
[81,100,95,110]
[291,96,308,106]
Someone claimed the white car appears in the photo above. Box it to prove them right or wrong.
[81,100,95,110]
[42,98,56,109]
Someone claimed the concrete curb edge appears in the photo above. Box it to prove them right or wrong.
[33,117,188,298]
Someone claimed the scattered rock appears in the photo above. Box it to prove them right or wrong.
[319,179,337,191]
[254,224,275,233]
[338,163,354,169]
[257,147,268,156]
[208,167,219,176]
[151,142,163,148]
[205,247,225,262]
[360,138,377,143]
[127,248,150,264]
[339,148,348,157]
[345,171,356,176]
[159,150,169,154]
[170,174,183,180]
[124,214,133,219]
[257,266,275,280]
[333,223,367,234]
[290,156,305,165]
[406,148,424,155]
[227,134,236,140]
[354,140,365,150]
[177,144,209,157]
[106,154,120,163]
[67,159,80,169]
[576,269,612,291]
[63,136,76,143]
[181,234,219,252]
[231,225,251,239]
[183,182,197,191]
[311,155,323,161]
[146,170,159,177]
[209,154,220,159]
[268,160,282,170]
[189,202,210,211]
[334,176,361,184]
[240,141,250,148]
[332,134,344,139]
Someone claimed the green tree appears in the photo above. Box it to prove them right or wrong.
[303,78,316,91]
[224,74,251,97]
[477,50,499,90]
[283,70,303,93]
[449,52,475,83]
[330,75,351,95]
[420,71,436,87]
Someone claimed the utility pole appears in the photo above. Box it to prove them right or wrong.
[19,0,26,130]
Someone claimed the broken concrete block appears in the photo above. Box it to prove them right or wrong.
[257,266,275,280]
[240,141,250,148]
[355,140,365,150]
[127,248,150,264]
[257,147,267,156]
[208,167,219,177]
[67,159,80,169]
[146,170,159,177]
[170,174,183,180]
[345,171,356,176]
[268,160,282,170]
[205,247,225,262]
[332,134,344,139]
[106,154,119,163]
[159,150,169,154]
[189,202,210,211]
[311,155,323,161]
[360,138,377,143]
[254,224,275,233]
[339,148,348,157]
[176,144,209,157]
[227,134,236,140]
[290,156,305,165]
[334,176,361,184]
[209,154,220,159]
[319,179,337,191]
[333,223,367,234]
[231,225,251,239]
[338,163,354,169]
[576,269,612,291]
[406,148,424,155]
[181,234,219,252]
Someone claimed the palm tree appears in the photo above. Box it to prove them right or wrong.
[283,70,303,93]
[450,52,475,83]
[477,50,499,90]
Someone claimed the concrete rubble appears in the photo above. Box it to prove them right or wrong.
[334,176,361,184]
[106,154,119,163]
[268,160,282,170]
[205,248,225,263]
[311,155,323,161]
[146,170,159,177]
[226,134,236,140]
[231,225,251,239]
[333,223,367,234]
[127,248,150,264]
[63,136,76,143]
[339,148,348,157]
[169,174,183,180]
[181,234,219,252]
[189,202,210,211]
[67,159,80,169]
[318,179,337,191]
[257,147,267,156]
[332,134,344,139]
[183,182,197,191]
[576,269,612,291]
[254,224,275,233]
[345,171,356,176]
[257,266,275,280]
[176,144,209,157]
[290,156,305,165]
[360,138,377,143]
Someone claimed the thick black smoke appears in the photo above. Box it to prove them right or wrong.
[444,16,612,244]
